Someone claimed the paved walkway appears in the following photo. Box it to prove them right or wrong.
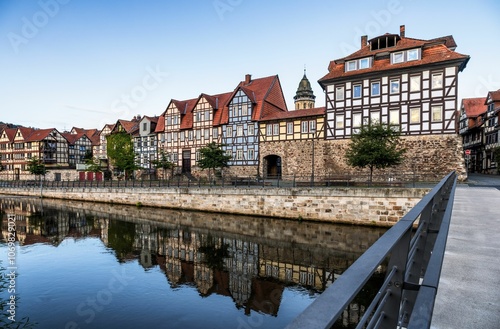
[430,173,500,329]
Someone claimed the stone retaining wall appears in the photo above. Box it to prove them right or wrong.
[0,186,429,226]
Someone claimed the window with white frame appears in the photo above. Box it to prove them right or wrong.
[286,122,293,135]
[371,82,380,96]
[432,73,443,89]
[309,120,316,133]
[407,49,420,61]
[195,151,201,161]
[392,52,404,64]
[213,128,218,139]
[359,58,370,69]
[410,108,421,124]
[389,109,400,125]
[237,125,243,137]
[236,149,243,160]
[353,113,362,128]
[247,149,254,160]
[390,79,400,94]
[266,124,273,136]
[391,49,420,64]
[196,130,201,140]
[204,129,209,140]
[346,61,357,71]
[301,121,308,133]
[336,115,344,129]
[345,57,371,71]
[431,105,443,122]
[241,104,248,116]
[247,124,254,136]
[273,123,279,136]
[188,131,193,141]
[370,111,380,124]
[336,86,345,100]
[410,75,420,92]
[227,126,233,137]
[353,84,362,98]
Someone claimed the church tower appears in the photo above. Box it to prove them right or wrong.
[293,69,316,110]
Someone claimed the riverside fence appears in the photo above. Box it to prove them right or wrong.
[0,172,442,189]
[285,171,457,329]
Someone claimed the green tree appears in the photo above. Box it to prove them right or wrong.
[85,156,102,173]
[345,122,406,183]
[106,132,138,179]
[198,142,231,182]
[26,156,47,176]
[150,151,174,179]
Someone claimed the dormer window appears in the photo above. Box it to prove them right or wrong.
[391,48,421,64]
[345,57,372,72]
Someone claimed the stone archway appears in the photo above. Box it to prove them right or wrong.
[264,155,282,178]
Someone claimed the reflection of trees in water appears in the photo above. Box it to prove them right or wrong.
[0,262,36,329]
[198,234,229,270]
[107,220,136,262]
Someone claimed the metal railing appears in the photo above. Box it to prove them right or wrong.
[0,172,442,189]
[285,171,457,329]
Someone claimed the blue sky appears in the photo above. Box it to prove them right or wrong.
[1,0,499,131]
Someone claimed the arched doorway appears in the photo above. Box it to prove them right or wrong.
[264,155,282,178]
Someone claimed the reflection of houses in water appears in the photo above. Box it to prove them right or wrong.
[258,245,354,291]
[133,224,158,269]
[0,199,100,246]
[224,239,259,310]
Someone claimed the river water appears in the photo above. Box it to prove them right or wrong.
[0,196,387,329]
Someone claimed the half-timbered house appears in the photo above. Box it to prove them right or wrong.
[221,74,288,177]
[458,98,486,173]
[134,115,159,177]
[319,25,469,138]
[317,25,470,180]
[62,131,93,168]
[0,127,68,180]
[483,89,500,173]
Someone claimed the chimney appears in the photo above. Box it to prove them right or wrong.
[361,35,368,48]
[400,25,405,38]
[245,74,252,84]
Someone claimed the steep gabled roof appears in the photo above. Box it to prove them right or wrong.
[219,75,288,124]
[206,92,233,126]
[462,98,487,117]
[487,89,500,103]
[177,98,198,130]
[154,110,166,133]
[260,107,325,121]
[1,128,17,142]
[319,29,470,84]
[62,131,90,145]
[24,128,58,142]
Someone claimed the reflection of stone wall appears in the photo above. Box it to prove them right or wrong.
[1,186,427,226]
[259,135,467,181]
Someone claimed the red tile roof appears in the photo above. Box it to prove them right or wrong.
[1,128,17,142]
[319,32,469,83]
[462,98,487,117]
[154,112,165,133]
[24,128,56,142]
[260,107,325,121]
[176,98,198,130]
[208,92,233,126]
[487,89,500,103]
[218,75,288,125]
